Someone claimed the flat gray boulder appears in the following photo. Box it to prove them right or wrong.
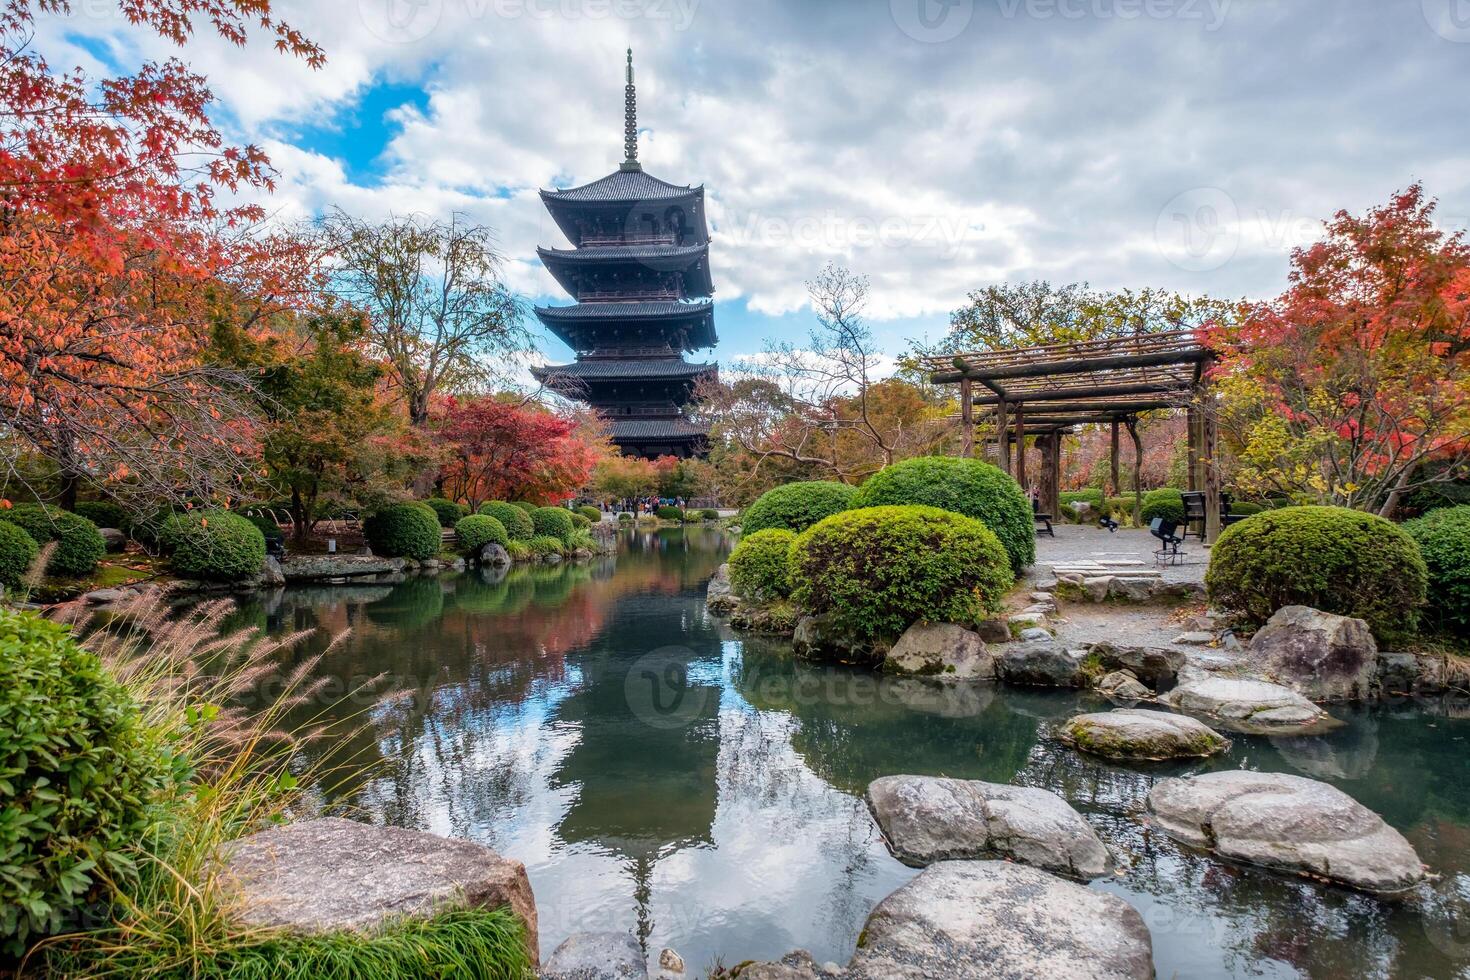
[1248,605,1378,701]
[882,622,994,680]
[1160,675,1330,734]
[1088,642,1185,689]
[705,563,738,615]
[99,527,128,552]
[1060,709,1230,761]
[866,774,1111,879]
[1097,670,1152,701]
[280,554,406,581]
[1148,770,1425,894]
[996,638,1089,687]
[845,861,1153,980]
[223,817,538,965]
[542,932,646,979]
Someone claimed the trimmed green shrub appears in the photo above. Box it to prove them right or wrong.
[567,529,596,552]
[728,529,797,602]
[1403,505,1470,633]
[506,539,532,562]
[529,535,565,557]
[851,457,1034,573]
[479,502,535,541]
[531,507,575,544]
[243,511,285,544]
[740,481,856,536]
[570,512,592,530]
[1206,506,1427,641]
[1104,496,1137,519]
[1140,487,1185,525]
[0,610,172,955]
[455,515,509,557]
[617,512,635,523]
[1229,501,1265,517]
[71,500,128,532]
[160,510,267,582]
[789,505,1015,642]
[512,501,539,514]
[0,520,39,589]
[364,503,443,560]
[422,497,468,528]
[577,505,603,523]
[1059,489,1104,523]
[701,508,720,520]
[655,505,684,521]
[0,505,106,577]
[682,510,702,523]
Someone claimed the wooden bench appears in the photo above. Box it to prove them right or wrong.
[1033,499,1054,537]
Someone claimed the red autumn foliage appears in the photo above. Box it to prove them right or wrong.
[433,396,602,509]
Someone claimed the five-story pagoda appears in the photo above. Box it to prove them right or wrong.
[531,50,717,459]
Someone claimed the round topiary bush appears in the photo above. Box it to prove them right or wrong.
[479,502,535,541]
[0,505,106,577]
[71,500,128,532]
[364,503,443,560]
[570,512,592,530]
[789,505,1015,642]
[160,510,268,582]
[422,497,467,528]
[0,520,39,589]
[850,457,1034,573]
[618,512,635,523]
[1402,505,1470,633]
[655,505,683,521]
[729,528,796,602]
[577,505,603,523]
[740,481,856,537]
[512,501,539,514]
[1206,506,1427,641]
[1229,500,1265,517]
[529,535,565,557]
[531,507,575,544]
[1139,488,1186,525]
[0,610,171,955]
[701,508,720,520]
[455,515,509,556]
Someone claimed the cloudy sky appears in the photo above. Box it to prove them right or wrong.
[41,0,1470,367]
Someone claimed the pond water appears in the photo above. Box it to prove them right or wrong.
[236,528,1470,979]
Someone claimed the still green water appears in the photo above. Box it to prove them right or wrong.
[239,528,1470,978]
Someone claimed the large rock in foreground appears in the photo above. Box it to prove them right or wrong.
[866,775,1110,879]
[792,613,886,665]
[995,637,1090,688]
[881,622,994,680]
[541,932,646,979]
[223,817,538,965]
[1160,675,1330,734]
[845,861,1153,980]
[1248,605,1378,701]
[1060,709,1230,761]
[1148,770,1425,894]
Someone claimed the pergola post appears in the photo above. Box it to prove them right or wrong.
[1109,419,1121,498]
[997,398,1011,475]
[1014,404,1027,490]
[1186,402,1201,493]
[1047,432,1061,520]
[1201,382,1221,543]
[960,377,974,459]
[1126,417,1143,527]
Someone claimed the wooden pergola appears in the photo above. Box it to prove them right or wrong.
[926,330,1224,542]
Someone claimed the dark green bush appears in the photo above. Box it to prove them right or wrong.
[1206,506,1427,641]
[71,500,128,532]
[160,510,267,582]
[570,512,592,530]
[455,515,509,556]
[422,497,468,528]
[512,501,539,514]
[728,529,796,602]
[655,505,683,521]
[531,507,575,544]
[0,610,172,955]
[789,505,1014,642]
[243,511,285,544]
[1139,488,1185,525]
[1104,496,1137,518]
[0,505,106,577]
[701,508,720,520]
[577,505,603,523]
[0,520,39,589]
[364,503,443,560]
[1403,505,1470,633]
[1229,501,1265,517]
[851,457,1034,573]
[529,535,564,557]
[479,502,535,541]
[618,512,635,522]
[740,481,856,536]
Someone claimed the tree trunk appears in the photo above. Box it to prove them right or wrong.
[1377,464,1419,519]
[59,471,80,511]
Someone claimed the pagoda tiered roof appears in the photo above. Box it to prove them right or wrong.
[531,357,716,382]
[534,300,717,351]
[537,243,713,300]
[607,418,708,441]
[540,168,702,203]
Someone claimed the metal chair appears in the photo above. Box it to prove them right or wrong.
[1150,517,1184,566]
[1032,498,1055,538]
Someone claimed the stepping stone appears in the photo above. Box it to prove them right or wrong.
[845,862,1154,980]
[1160,676,1331,734]
[1060,709,1230,761]
[1147,770,1426,894]
[543,932,646,979]
[866,774,1111,879]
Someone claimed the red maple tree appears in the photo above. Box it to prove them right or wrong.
[433,396,603,509]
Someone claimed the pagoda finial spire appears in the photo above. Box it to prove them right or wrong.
[621,47,641,172]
